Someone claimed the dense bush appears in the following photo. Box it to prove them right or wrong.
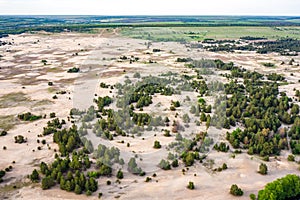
[257,174,300,200]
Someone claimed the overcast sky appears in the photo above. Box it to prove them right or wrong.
[0,0,299,16]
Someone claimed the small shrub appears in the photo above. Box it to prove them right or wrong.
[14,135,26,144]
[116,170,123,179]
[287,154,295,162]
[187,181,195,190]
[67,67,80,73]
[258,163,268,175]
[0,131,7,136]
[49,113,56,118]
[153,141,161,149]
[249,193,256,200]
[145,177,152,182]
[230,184,243,196]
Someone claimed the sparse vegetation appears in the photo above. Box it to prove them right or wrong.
[1,16,300,200]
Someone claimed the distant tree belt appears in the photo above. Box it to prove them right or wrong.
[1,22,299,35]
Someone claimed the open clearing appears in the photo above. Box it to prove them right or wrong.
[121,26,300,42]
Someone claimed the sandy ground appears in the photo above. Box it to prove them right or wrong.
[0,29,299,199]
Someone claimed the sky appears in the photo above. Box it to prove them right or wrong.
[0,0,300,16]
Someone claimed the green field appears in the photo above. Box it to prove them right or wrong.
[121,26,300,42]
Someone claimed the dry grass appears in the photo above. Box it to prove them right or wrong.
[16,77,47,86]
[31,99,54,108]
[0,180,35,199]
[46,67,65,73]
[0,92,30,108]
[0,115,18,131]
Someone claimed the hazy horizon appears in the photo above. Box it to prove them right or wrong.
[0,14,300,17]
[0,0,300,16]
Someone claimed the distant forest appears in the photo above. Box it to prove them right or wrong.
[1,15,300,36]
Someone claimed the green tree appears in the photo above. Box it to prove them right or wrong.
[206,115,211,129]
[172,159,179,168]
[175,133,183,141]
[30,169,39,182]
[158,159,171,170]
[258,163,268,175]
[222,163,228,170]
[190,105,196,114]
[183,114,190,123]
[200,112,207,122]
[74,184,82,194]
[187,181,195,190]
[258,174,300,200]
[117,170,124,179]
[40,162,49,175]
[183,152,195,166]
[128,157,142,175]
[153,140,161,149]
[41,176,55,190]
[249,193,256,200]
[287,154,295,162]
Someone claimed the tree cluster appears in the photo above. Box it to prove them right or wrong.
[220,60,298,156]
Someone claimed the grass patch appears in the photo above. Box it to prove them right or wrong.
[0,115,18,131]
[0,180,35,195]
[47,87,57,93]
[0,92,30,108]
[59,78,76,84]
[46,67,64,73]
[17,78,46,86]
[31,99,54,108]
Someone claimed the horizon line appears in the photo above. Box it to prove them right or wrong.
[1,14,300,17]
